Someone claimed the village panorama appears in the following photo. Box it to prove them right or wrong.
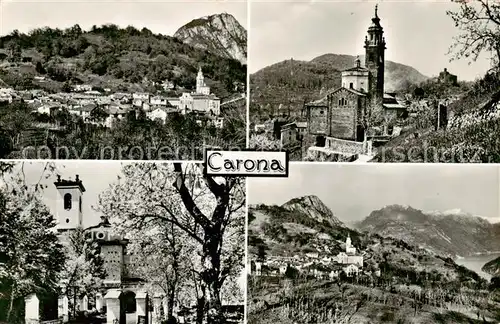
[0,4,247,160]
[249,2,500,163]
[247,164,500,324]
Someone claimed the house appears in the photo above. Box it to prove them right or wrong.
[73,84,93,92]
[211,117,224,129]
[344,264,359,277]
[150,96,169,106]
[306,252,319,259]
[147,106,176,124]
[132,92,150,102]
[37,103,60,115]
[280,122,301,147]
[104,106,130,128]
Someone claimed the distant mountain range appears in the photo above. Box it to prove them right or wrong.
[174,13,247,65]
[356,204,500,258]
[249,54,428,122]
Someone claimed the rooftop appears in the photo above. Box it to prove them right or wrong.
[54,174,86,192]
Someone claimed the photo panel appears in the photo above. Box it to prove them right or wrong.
[0,161,245,323]
[248,1,498,163]
[0,0,247,161]
[247,163,500,323]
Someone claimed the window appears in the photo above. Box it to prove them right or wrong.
[349,83,353,89]
[79,197,82,212]
[320,110,324,115]
[64,193,72,210]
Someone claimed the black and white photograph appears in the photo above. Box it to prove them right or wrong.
[248,1,499,163]
[0,161,245,324]
[0,0,247,160]
[247,164,500,323]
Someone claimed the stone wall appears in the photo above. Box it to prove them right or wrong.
[308,105,329,134]
[330,89,363,140]
[325,137,365,155]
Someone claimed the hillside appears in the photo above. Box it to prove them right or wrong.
[358,204,500,258]
[249,54,427,122]
[174,13,247,65]
[0,20,246,96]
[371,71,500,163]
[483,256,500,277]
[248,195,352,258]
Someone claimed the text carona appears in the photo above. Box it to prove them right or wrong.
[207,152,285,173]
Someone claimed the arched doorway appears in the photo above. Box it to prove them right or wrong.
[315,135,326,147]
[120,291,136,324]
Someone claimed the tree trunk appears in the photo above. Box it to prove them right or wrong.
[196,295,205,324]
[203,227,224,324]
[167,287,175,319]
[6,285,15,322]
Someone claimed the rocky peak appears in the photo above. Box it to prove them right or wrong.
[281,195,343,227]
[174,13,247,64]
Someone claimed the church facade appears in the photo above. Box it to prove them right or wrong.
[53,175,161,324]
[305,5,388,143]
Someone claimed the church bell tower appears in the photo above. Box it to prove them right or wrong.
[364,4,386,112]
[54,174,85,232]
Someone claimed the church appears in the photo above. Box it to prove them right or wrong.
[305,6,405,145]
[52,175,163,324]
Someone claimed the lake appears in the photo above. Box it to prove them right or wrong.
[454,253,500,281]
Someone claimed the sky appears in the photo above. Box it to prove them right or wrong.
[249,1,493,81]
[0,0,247,37]
[248,163,500,223]
[20,161,124,228]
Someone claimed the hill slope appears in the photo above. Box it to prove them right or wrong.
[174,13,247,65]
[358,204,500,257]
[482,256,500,277]
[249,54,427,121]
[0,20,246,96]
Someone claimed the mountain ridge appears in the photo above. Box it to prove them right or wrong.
[357,204,500,258]
[250,53,427,121]
[174,13,247,64]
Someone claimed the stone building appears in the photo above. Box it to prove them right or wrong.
[305,6,386,144]
[438,68,458,86]
[53,175,159,324]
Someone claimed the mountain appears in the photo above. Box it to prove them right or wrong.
[483,256,500,277]
[248,195,351,257]
[249,54,427,122]
[174,13,247,65]
[358,204,500,258]
[281,195,344,227]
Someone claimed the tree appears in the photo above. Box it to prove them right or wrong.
[447,0,500,69]
[112,215,190,320]
[58,227,105,311]
[35,61,46,74]
[6,42,21,63]
[98,163,245,324]
[0,173,65,323]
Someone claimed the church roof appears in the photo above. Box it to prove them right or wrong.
[54,175,86,192]
[305,86,366,106]
[343,66,369,73]
[305,96,328,107]
[330,86,367,97]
